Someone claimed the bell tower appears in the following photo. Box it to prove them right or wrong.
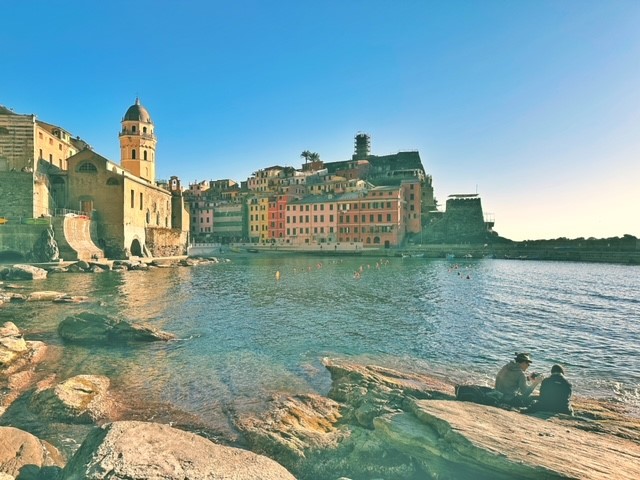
[120,98,156,183]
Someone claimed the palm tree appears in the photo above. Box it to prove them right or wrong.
[300,150,312,164]
[309,152,320,163]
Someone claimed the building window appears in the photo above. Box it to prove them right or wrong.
[140,192,143,210]
[132,149,136,159]
[131,190,135,208]
[143,150,148,160]
[132,126,137,133]
[78,162,97,172]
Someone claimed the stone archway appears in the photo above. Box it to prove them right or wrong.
[51,176,66,211]
[130,239,143,257]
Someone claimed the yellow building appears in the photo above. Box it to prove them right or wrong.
[247,195,270,242]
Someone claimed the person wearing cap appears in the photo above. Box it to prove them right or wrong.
[494,352,543,407]
[526,364,574,415]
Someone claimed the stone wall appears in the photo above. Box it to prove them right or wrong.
[423,197,489,243]
[0,171,35,218]
[145,227,188,257]
[0,224,49,261]
[0,111,34,172]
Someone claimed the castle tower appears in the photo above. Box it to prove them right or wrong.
[120,98,156,183]
[353,133,371,160]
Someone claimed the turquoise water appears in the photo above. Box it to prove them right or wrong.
[3,257,640,443]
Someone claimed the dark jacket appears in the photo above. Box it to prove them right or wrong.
[530,373,573,415]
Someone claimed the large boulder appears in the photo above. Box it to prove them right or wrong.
[0,323,48,415]
[0,322,28,367]
[61,421,296,480]
[373,399,640,480]
[322,358,454,428]
[235,393,344,461]
[4,264,47,280]
[0,426,65,478]
[3,265,48,281]
[31,375,115,424]
[57,312,176,344]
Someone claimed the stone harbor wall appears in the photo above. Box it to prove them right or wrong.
[145,227,188,257]
[0,171,34,219]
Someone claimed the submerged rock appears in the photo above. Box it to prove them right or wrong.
[31,374,115,424]
[27,291,66,302]
[61,420,296,480]
[53,295,89,304]
[0,426,65,478]
[57,312,176,344]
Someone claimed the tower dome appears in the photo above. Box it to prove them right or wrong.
[120,98,156,183]
[123,98,152,123]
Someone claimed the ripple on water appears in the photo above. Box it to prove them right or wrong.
[3,258,639,420]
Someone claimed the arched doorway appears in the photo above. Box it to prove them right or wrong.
[130,239,143,257]
[51,176,66,211]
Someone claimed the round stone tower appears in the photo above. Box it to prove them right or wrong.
[119,98,156,183]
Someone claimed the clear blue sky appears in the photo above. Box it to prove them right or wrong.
[2,0,639,241]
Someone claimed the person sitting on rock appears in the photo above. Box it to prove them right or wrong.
[495,352,543,407]
[525,364,574,415]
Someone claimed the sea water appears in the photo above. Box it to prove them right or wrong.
[2,257,639,457]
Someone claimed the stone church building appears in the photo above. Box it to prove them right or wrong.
[0,100,189,260]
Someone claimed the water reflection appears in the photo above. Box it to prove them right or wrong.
[2,258,638,423]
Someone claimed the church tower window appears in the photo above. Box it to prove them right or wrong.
[132,149,136,159]
[143,150,148,160]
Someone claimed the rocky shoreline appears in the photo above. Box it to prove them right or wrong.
[1,261,640,479]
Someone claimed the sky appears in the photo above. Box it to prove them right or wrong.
[2,0,639,241]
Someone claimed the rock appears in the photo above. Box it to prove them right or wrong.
[4,264,48,280]
[0,322,28,366]
[128,263,148,271]
[373,399,640,480]
[27,291,66,302]
[322,358,454,428]
[46,266,69,274]
[31,374,114,423]
[89,262,111,272]
[53,295,89,304]
[0,323,48,414]
[8,293,27,302]
[0,426,65,478]
[31,225,60,263]
[61,421,296,480]
[57,312,176,343]
[235,393,344,461]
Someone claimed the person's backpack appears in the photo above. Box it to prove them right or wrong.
[455,385,500,406]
